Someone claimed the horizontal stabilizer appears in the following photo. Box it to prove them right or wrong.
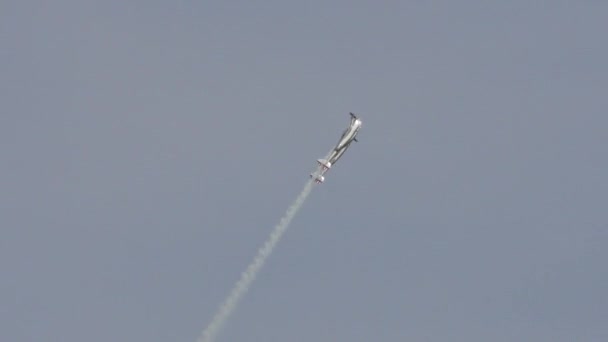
[316,159,332,169]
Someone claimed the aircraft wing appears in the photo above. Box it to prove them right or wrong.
[328,144,349,165]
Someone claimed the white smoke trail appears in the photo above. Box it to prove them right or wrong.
[198,180,315,342]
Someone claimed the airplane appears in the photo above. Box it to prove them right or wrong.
[310,113,362,184]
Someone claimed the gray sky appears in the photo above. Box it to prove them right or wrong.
[2,1,607,341]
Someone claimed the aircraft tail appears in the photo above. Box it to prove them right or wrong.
[309,174,324,184]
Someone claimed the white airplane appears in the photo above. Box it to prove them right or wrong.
[310,113,362,184]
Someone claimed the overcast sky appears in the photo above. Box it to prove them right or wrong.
[2,1,607,341]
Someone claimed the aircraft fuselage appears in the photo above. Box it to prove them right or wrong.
[310,113,362,184]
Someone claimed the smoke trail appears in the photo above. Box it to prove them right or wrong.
[198,180,314,342]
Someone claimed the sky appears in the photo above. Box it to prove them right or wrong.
[1,1,607,341]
